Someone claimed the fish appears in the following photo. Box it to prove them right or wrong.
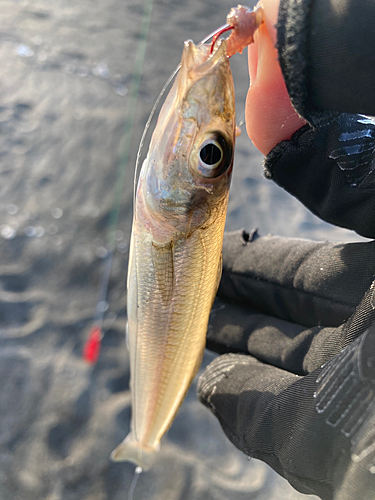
[110,37,236,470]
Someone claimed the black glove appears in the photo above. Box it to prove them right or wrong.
[264,113,375,239]
[198,231,375,500]
[198,113,375,500]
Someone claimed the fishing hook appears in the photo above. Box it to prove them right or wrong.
[210,25,234,55]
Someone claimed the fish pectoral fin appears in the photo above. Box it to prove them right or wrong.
[151,240,174,304]
[125,321,129,350]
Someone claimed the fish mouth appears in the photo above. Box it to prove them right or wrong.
[180,38,228,77]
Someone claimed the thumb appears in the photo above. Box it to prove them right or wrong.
[246,10,306,155]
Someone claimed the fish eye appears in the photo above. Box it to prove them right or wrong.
[200,141,222,167]
[197,133,232,178]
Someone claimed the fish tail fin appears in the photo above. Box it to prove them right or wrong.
[110,433,159,471]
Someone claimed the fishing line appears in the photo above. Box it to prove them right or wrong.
[83,0,154,363]
[200,24,230,46]
[133,64,181,203]
[128,466,142,500]
[84,13,235,364]
[108,0,154,251]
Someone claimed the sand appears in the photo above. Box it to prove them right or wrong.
[0,0,365,498]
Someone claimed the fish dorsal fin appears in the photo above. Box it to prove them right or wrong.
[151,240,175,305]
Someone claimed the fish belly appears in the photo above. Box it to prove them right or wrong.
[111,207,226,469]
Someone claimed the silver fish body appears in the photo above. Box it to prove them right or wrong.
[111,39,236,469]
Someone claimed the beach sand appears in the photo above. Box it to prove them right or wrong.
[0,0,366,498]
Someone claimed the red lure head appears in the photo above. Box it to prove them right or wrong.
[83,325,102,364]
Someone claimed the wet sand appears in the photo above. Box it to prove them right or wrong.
[0,1,365,499]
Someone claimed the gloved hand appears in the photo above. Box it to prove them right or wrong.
[200,2,375,496]
[197,108,375,500]
[199,0,375,495]
[198,229,375,500]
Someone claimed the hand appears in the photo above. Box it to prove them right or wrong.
[245,0,306,155]
[202,3,375,496]
[198,230,375,499]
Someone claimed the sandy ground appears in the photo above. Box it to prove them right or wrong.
[0,0,367,499]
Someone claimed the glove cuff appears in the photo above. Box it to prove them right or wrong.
[263,114,375,239]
